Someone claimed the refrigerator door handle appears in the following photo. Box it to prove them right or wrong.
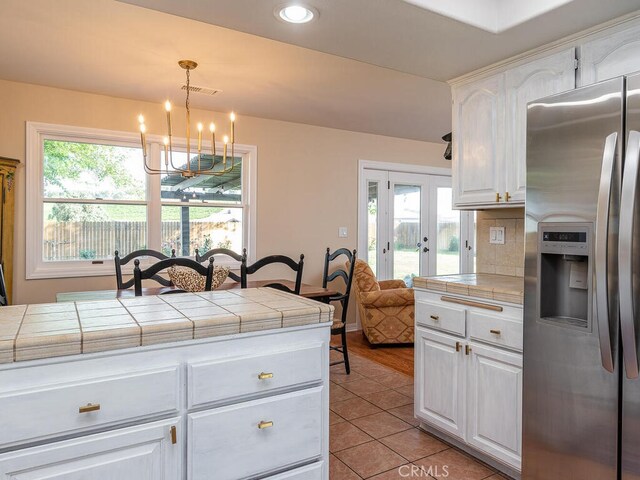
[620,130,640,379]
[595,132,618,373]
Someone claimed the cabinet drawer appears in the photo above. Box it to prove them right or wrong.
[416,299,466,337]
[188,344,323,408]
[266,462,324,479]
[0,366,179,448]
[188,387,323,480]
[469,311,523,351]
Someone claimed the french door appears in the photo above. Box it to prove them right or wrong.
[359,169,474,284]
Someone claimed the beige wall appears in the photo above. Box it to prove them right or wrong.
[476,208,525,277]
[0,79,449,306]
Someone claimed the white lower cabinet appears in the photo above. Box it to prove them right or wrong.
[415,327,465,439]
[415,289,523,475]
[0,418,181,480]
[466,342,522,470]
[0,324,330,480]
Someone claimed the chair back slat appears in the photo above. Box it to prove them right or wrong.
[195,248,246,282]
[115,249,176,290]
[241,254,304,295]
[322,248,357,323]
[133,257,214,296]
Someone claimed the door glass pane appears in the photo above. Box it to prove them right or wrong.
[393,184,421,285]
[367,182,378,277]
[436,187,461,275]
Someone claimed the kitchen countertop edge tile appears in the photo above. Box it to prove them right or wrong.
[413,274,524,305]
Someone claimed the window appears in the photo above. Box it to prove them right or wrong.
[26,122,256,279]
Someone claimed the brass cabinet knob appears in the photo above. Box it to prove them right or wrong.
[258,420,274,429]
[79,403,100,414]
[504,192,511,202]
[455,341,462,352]
[430,315,440,321]
[258,372,274,380]
[465,345,472,356]
[496,192,502,202]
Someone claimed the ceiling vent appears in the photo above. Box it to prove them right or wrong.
[181,84,221,96]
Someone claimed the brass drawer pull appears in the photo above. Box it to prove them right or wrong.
[455,341,462,352]
[440,296,503,312]
[258,372,274,380]
[496,192,502,202]
[258,420,274,429]
[465,344,472,356]
[505,192,511,202]
[170,425,177,444]
[490,329,502,335]
[430,315,440,321]
[79,403,100,414]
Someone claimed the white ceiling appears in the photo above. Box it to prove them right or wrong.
[1,0,640,143]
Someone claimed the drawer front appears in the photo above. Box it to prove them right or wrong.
[188,387,323,480]
[188,344,323,408]
[0,367,179,448]
[469,311,523,351]
[416,299,466,337]
[266,462,324,479]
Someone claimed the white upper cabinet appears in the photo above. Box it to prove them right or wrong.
[579,23,640,87]
[504,49,576,203]
[452,49,576,208]
[452,73,505,207]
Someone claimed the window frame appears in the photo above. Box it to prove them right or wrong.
[26,122,257,279]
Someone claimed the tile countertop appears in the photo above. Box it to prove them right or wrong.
[0,288,333,364]
[413,273,524,305]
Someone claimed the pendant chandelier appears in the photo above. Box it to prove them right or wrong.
[137,60,237,178]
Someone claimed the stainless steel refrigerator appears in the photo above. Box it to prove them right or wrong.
[523,72,640,480]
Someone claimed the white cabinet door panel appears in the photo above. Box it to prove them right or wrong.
[452,73,505,207]
[579,23,640,86]
[505,48,576,203]
[415,327,465,439]
[0,418,180,480]
[467,342,522,470]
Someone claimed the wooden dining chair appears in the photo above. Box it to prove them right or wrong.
[133,257,214,296]
[241,254,304,294]
[323,248,357,374]
[114,249,176,290]
[195,247,246,282]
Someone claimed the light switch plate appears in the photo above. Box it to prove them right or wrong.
[338,227,348,238]
[489,226,505,245]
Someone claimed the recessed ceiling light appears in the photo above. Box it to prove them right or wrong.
[276,4,317,24]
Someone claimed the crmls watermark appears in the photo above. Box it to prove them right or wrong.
[398,464,450,478]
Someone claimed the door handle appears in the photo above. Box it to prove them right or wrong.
[595,132,618,373]
[620,130,640,379]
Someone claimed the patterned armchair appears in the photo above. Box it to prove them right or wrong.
[350,259,414,345]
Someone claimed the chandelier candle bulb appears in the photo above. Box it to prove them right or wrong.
[197,123,203,152]
[139,123,147,156]
[210,122,216,157]
[230,112,236,143]
[163,137,169,166]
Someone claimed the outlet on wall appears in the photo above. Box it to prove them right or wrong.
[489,226,505,245]
[338,227,348,238]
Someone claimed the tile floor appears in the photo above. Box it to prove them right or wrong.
[329,353,509,480]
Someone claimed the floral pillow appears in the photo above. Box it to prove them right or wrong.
[168,265,230,292]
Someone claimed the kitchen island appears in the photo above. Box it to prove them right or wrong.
[0,288,332,480]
